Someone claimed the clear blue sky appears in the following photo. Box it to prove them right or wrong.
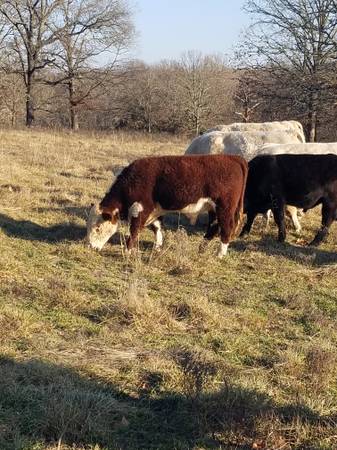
[134,0,249,63]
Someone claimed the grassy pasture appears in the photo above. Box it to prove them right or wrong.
[0,128,337,450]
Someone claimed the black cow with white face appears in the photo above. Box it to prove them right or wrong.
[241,154,337,245]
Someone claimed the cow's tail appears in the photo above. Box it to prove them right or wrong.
[231,160,248,239]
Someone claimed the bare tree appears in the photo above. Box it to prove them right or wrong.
[175,52,234,135]
[175,51,213,136]
[234,69,262,122]
[241,0,337,141]
[0,0,63,126]
[0,72,25,126]
[48,0,134,130]
[111,56,236,134]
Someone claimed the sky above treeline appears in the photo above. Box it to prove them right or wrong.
[134,0,250,63]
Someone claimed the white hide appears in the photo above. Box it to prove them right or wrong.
[144,198,216,227]
[128,202,144,219]
[217,243,229,259]
[206,120,305,143]
[152,219,163,249]
[259,142,337,156]
[185,130,303,160]
[86,204,118,250]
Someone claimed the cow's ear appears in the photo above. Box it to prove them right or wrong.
[102,212,112,221]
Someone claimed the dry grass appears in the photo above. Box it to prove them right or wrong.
[0,128,337,449]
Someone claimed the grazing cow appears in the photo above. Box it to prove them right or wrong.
[185,129,304,233]
[241,154,337,245]
[206,120,305,143]
[87,155,248,258]
[257,143,337,234]
[185,130,303,160]
[260,142,337,156]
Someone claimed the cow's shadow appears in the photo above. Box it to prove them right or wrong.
[0,212,86,243]
[0,211,199,247]
[162,213,208,234]
[0,355,326,450]
[233,236,337,266]
[33,205,89,221]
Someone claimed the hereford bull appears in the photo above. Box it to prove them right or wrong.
[241,154,337,245]
[86,154,248,258]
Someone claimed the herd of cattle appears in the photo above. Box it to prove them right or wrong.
[86,120,337,258]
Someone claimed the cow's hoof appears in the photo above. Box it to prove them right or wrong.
[217,243,229,258]
[125,247,137,257]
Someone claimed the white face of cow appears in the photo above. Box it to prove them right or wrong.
[86,203,119,250]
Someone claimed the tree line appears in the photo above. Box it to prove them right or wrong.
[1,0,337,141]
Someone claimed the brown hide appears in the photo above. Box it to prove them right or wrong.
[94,154,248,256]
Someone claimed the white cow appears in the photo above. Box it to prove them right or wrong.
[260,142,337,155]
[185,126,305,233]
[185,130,303,160]
[206,120,305,143]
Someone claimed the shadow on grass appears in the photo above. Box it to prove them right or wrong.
[0,210,202,247]
[232,236,337,266]
[0,355,330,450]
[162,213,208,234]
[33,205,89,221]
[0,213,86,243]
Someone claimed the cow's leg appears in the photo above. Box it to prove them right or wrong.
[272,199,286,242]
[240,210,258,237]
[198,211,218,253]
[264,209,272,230]
[310,201,336,246]
[286,205,302,234]
[148,218,163,249]
[204,210,219,240]
[216,200,237,258]
[127,209,151,251]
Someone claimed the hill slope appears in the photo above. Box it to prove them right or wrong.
[0,129,337,450]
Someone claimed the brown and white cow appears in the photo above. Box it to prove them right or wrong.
[86,154,248,258]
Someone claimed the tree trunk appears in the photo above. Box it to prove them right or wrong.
[70,105,79,130]
[306,89,318,142]
[308,112,317,142]
[68,79,79,130]
[195,112,200,136]
[11,108,16,127]
[243,104,249,122]
[25,74,34,127]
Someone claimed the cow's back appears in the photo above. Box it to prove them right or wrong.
[260,142,337,156]
[247,153,337,205]
[115,154,247,205]
[153,154,247,190]
[185,129,303,159]
[206,120,305,142]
